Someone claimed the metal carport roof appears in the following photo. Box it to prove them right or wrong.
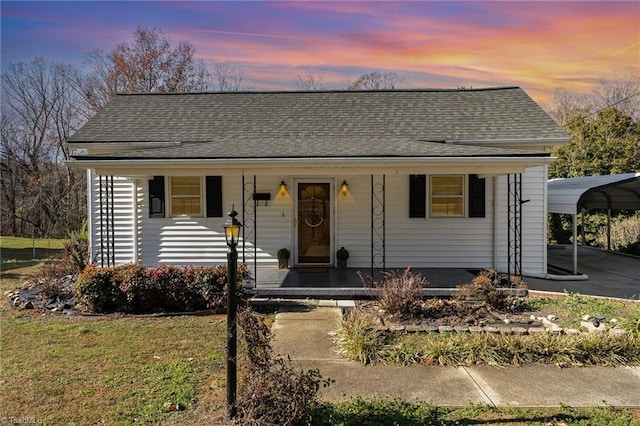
[548,172,640,215]
[547,172,640,276]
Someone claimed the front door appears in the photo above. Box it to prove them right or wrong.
[296,181,332,264]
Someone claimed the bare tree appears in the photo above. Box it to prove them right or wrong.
[1,58,87,236]
[347,71,403,90]
[211,59,248,91]
[82,26,210,111]
[547,69,640,125]
[295,71,325,91]
[592,69,640,121]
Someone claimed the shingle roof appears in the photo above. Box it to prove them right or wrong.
[69,87,567,159]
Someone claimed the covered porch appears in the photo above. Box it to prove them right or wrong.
[248,266,479,299]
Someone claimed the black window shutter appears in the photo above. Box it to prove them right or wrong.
[409,174,426,218]
[149,176,165,218]
[468,174,486,218]
[206,176,223,217]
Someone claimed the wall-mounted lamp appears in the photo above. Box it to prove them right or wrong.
[340,180,349,196]
[279,181,287,196]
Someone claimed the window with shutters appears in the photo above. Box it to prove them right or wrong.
[149,176,223,218]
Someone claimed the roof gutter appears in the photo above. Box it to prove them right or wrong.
[453,137,570,148]
[67,155,555,170]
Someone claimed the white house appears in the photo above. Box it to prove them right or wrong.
[67,88,569,284]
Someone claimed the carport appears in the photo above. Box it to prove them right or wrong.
[547,172,640,274]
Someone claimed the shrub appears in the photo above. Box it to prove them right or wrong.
[114,263,151,313]
[336,308,385,364]
[144,264,206,312]
[236,309,329,425]
[64,220,89,274]
[364,268,426,319]
[195,263,252,305]
[36,260,74,300]
[35,221,89,292]
[455,269,526,312]
[595,214,640,253]
[75,264,123,313]
[74,263,251,314]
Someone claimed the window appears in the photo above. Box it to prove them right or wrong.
[149,175,223,218]
[409,174,427,218]
[430,175,464,217]
[170,176,202,216]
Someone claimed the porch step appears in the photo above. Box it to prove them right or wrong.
[247,287,526,300]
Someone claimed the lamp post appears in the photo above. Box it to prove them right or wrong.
[224,206,242,420]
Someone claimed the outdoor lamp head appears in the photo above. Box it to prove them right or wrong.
[224,206,242,247]
[341,180,348,196]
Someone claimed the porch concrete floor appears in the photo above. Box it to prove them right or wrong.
[248,245,640,300]
[250,267,477,299]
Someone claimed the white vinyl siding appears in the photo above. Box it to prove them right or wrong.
[88,167,547,276]
[140,175,285,268]
[337,174,494,269]
[88,171,137,265]
[493,166,547,275]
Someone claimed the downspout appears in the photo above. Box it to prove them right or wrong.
[607,208,612,251]
[493,176,499,271]
[87,169,94,264]
[132,179,139,263]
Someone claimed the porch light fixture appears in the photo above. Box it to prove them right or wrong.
[223,205,242,420]
[340,180,349,196]
[279,180,287,196]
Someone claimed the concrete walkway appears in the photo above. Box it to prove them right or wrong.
[270,304,640,408]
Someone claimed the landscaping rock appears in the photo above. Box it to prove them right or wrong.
[468,326,484,334]
[5,276,78,315]
[581,314,591,321]
[565,328,581,335]
[580,320,606,333]
[422,325,438,333]
[511,327,528,335]
[609,328,627,337]
[484,326,499,334]
[454,326,469,333]
[438,325,454,333]
[528,327,547,334]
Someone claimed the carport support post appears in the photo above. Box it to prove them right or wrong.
[572,214,578,275]
[607,208,612,251]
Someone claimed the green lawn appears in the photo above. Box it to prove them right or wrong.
[0,236,64,270]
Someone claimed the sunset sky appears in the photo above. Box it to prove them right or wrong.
[1,1,638,106]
